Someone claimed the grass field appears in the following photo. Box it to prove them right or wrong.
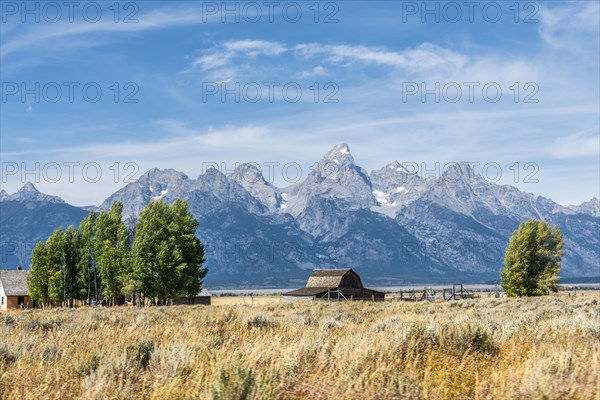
[0,294,598,399]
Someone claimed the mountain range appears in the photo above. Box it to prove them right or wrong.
[1,144,598,287]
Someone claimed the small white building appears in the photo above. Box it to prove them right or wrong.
[0,269,31,310]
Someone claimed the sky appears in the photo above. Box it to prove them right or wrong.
[1,0,599,207]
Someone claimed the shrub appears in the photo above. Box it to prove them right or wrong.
[75,354,101,376]
[208,365,256,400]
[246,314,278,329]
[448,325,497,355]
[125,340,154,370]
[0,345,16,364]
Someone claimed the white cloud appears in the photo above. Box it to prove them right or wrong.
[294,42,468,73]
[538,2,600,51]
[296,65,327,79]
[189,39,287,71]
[1,7,217,59]
[223,40,287,56]
[547,133,600,159]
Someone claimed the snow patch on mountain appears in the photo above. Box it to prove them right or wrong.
[151,189,169,200]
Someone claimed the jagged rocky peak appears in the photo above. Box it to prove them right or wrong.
[371,161,421,188]
[0,189,9,201]
[139,167,189,184]
[312,143,370,184]
[196,167,242,199]
[136,168,189,199]
[322,143,354,164]
[231,163,282,212]
[386,161,413,174]
[197,167,229,186]
[442,162,476,181]
[569,197,600,216]
[6,182,65,203]
[369,161,427,211]
[282,144,376,217]
[231,163,267,186]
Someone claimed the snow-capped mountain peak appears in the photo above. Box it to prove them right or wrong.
[321,143,355,166]
[282,144,376,217]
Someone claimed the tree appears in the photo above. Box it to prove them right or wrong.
[132,199,206,305]
[500,219,564,296]
[94,202,131,305]
[171,199,207,298]
[29,242,51,306]
[44,228,67,304]
[77,211,99,303]
[61,226,81,306]
[28,198,208,307]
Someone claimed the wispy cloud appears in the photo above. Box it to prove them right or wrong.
[296,65,327,79]
[188,39,287,71]
[1,7,215,59]
[294,42,468,72]
[547,132,600,159]
[538,2,600,50]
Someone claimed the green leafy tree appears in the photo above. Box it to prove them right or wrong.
[132,199,206,305]
[30,227,80,306]
[94,202,131,305]
[29,242,51,306]
[171,199,207,298]
[61,225,81,306]
[44,228,66,303]
[500,219,564,296]
[77,211,99,303]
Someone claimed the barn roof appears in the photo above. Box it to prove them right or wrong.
[283,287,330,297]
[0,270,30,296]
[310,269,352,277]
[197,289,212,297]
[306,268,361,289]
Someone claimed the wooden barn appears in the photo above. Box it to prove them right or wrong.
[283,269,385,301]
[172,289,212,305]
[0,269,32,310]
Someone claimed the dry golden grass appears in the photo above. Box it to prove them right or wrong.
[211,296,283,306]
[0,294,598,399]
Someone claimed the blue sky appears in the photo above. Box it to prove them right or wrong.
[1,1,598,206]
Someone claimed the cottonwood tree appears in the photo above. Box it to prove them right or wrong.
[132,199,206,305]
[29,227,80,306]
[29,242,51,307]
[501,219,564,296]
[77,211,99,303]
[28,199,207,307]
[94,202,131,305]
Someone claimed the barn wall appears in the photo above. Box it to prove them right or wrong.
[362,289,385,301]
[0,285,5,310]
[4,295,32,310]
[173,296,211,305]
[340,272,363,289]
[193,296,211,305]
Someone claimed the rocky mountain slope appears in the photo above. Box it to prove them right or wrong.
[2,145,598,287]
